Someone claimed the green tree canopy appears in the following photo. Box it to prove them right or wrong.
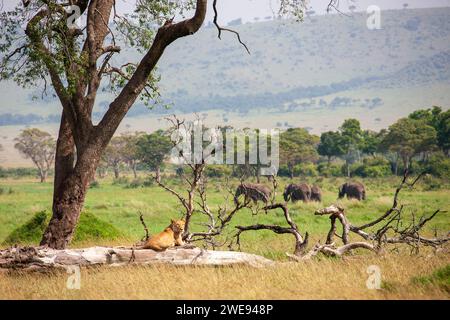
[379,118,437,170]
[409,106,450,155]
[318,131,345,163]
[280,128,319,178]
[136,129,172,182]
[14,128,56,182]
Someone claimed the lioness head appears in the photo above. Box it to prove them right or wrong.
[170,219,186,233]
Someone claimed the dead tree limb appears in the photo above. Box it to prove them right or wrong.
[232,203,309,256]
[212,0,250,54]
[138,211,150,242]
[287,241,379,261]
[313,171,449,255]
[0,246,274,271]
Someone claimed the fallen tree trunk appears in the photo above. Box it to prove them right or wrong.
[0,246,274,271]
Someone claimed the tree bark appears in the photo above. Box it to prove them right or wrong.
[289,164,294,179]
[0,246,274,271]
[39,169,47,183]
[38,0,207,250]
[155,166,161,183]
[132,161,138,179]
[41,131,100,249]
[113,165,120,179]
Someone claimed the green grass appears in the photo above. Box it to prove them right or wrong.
[0,175,449,259]
[2,210,123,246]
[412,264,450,293]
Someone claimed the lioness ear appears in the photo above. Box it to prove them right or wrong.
[171,219,175,224]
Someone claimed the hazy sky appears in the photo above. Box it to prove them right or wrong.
[2,0,450,24]
[113,0,450,24]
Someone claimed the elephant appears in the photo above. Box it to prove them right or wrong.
[234,183,272,205]
[283,183,311,203]
[310,185,322,202]
[338,182,366,200]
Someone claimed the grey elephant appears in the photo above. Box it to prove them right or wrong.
[234,183,272,205]
[283,183,311,203]
[338,182,366,200]
[310,185,322,202]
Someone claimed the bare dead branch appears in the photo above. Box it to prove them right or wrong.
[212,0,250,54]
[138,211,150,241]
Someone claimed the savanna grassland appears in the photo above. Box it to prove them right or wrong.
[0,174,449,299]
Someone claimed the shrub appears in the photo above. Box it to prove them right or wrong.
[3,210,123,245]
[421,174,442,190]
[277,165,291,177]
[126,178,145,189]
[317,163,343,177]
[112,177,129,185]
[175,167,184,177]
[426,153,450,179]
[0,186,14,195]
[89,180,100,189]
[293,163,318,177]
[350,157,391,178]
[205,165,232,178]
[143,177,155,187]
[412,264,450,293]
[0,167,40,178]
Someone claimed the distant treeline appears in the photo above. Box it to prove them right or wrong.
[0,75,384,126]
[0,167,39,178]
[0,113,61,126]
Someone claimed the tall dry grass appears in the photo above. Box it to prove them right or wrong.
[1,253,448,300]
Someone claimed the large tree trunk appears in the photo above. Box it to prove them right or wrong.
[37,0,207,250]
[41,120,101,249]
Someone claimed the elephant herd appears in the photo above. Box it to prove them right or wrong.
[234,181,366,205]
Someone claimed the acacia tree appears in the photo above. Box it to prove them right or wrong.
[14,128,56,182]
[0,0,311,249]
[121,132,145,178]
[379,118,437,171]
[280,128,319,179]
[339,119,364,177]
[317,131,345,164]
[102,136,126,179]
[136,129,171,183]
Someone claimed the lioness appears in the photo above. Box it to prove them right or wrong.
[142,219,185,251]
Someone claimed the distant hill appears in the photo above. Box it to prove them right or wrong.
[0,7,450,125]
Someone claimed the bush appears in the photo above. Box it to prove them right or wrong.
[3,210,123,245]
[112,177,130,185]
[350,157,391,178]
[293,163,318,177]
[143,177,155,187]
[412,264,450,293]
[0,167,39,178]
[89,180,100,189]
[204,165,232,178]
[126,178,147,189]
[426,153,450,179]
[175,167,184,177]
[421,174,442,190]
[277,165,291,177]
[0,186,14,195]
[317,163,343,177]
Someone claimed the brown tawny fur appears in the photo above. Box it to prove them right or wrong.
[142,219,185,251]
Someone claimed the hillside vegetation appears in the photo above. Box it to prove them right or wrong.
[0,8,450,123]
